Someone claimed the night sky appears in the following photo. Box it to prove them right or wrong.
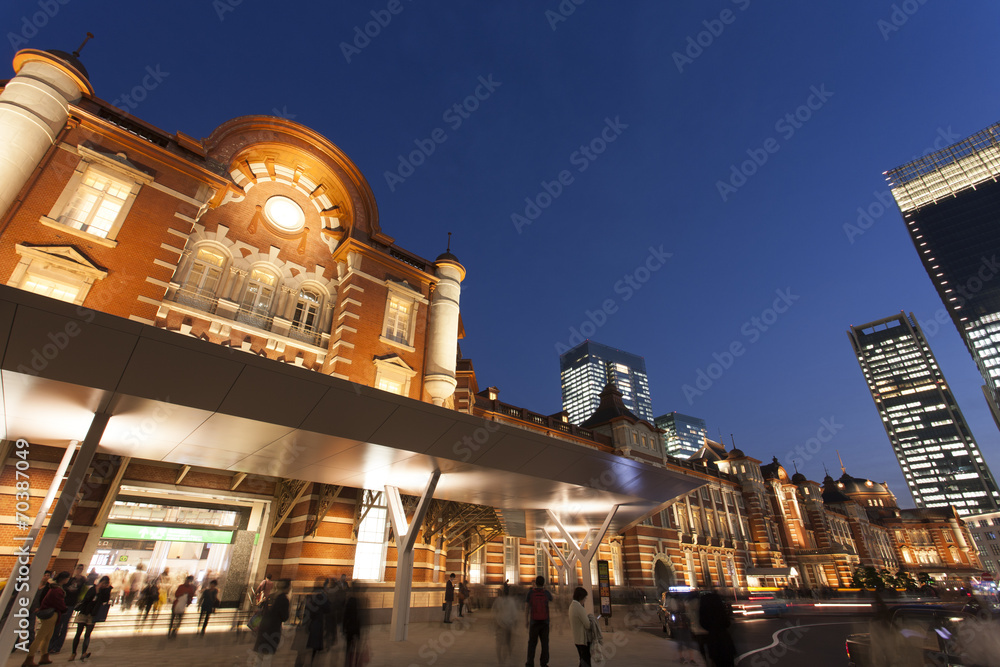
[4,1,1000,506]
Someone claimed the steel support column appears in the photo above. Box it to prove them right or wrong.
[385,469,440,642]
[0,412,109,658]
[547,504,618,592]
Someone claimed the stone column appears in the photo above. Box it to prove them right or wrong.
[423,254,466,406]
[0,50,92,219]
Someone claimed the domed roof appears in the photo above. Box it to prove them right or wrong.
[837,471,889,495]
[791,472,807,484]
[727,448,745,460]
[436,251,461,263]
[45,49,90,79]
[579,383,641,429]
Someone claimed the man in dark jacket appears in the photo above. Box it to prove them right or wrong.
[198,579,220,635]
[443,573,455,623]
[525,576,554,667]
[48,564,86,654]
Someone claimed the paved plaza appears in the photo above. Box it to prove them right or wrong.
[6,606,690,667]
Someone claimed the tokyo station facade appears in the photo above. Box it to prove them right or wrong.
[0,48,983,636]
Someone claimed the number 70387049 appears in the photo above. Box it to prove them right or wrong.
[13,438,30,530]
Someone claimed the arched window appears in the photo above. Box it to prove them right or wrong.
[185,247,227,296]
[292,288,321,333]
[238,267,278,328]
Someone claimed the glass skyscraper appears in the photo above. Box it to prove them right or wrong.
[655,412,707,459]
[886,124,1000,427]
[848,312,1000,515]
[559,340,654,425]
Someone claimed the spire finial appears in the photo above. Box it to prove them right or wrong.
[73,32,94,58]
[837,449,846,474]
[730,434,736,450]
[823,462,830,477]
[793,460,799,474]
[446,231,452,253]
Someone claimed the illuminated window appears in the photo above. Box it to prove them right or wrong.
[41,147,151,244]
[504,536,519,583]
[373,355,416,397]
[184,247,227,296]
[385,297,411,344]
[238,268,277,327]
[8,244,106,305]
[292,289,321,333]
[353,492,388,581]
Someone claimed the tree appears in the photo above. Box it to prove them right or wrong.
[895,570,917,591]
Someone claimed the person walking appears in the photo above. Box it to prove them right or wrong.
[293,580,332,667]
[698,589,736,667]
[525,576,554,667]
[48,564,86,655]
[124,564,146,611]
[68,575,112,662]
[22,571,70,667]
[568,587,596,667]
[24,570,52,649]
[458,578,469,617]
[493,588,518,665]
[343,582,365,667]
[254,579,291,667]
[135,574,160,631]
[197,579,220,635]
[167,575,197,638]
[443,573,455,623]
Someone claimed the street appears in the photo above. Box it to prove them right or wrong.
[733,615,866,666]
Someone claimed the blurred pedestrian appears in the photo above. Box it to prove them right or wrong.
[124,564,146,610]
[167,575,197,638]
[569,586,596,667]
[135,573,160,631]
[698,589,735,667]
[255,573,274,605]
[493,588,518,665]
[254,579,291,667]
[458,578,470,617]
[198,579,220,634]
[687,592,708,661]
[49,564,86,654]
[68,575,112,661]
[344,582,367,667]
[443,573,455,623]
[24,570,52,648]
[293,579,332,667]
[22,571,70,667]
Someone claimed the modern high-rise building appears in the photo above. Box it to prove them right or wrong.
[848,312,1000,515]
[655,412,707,459]
[559,340,654,425]
[886,124,1000,428]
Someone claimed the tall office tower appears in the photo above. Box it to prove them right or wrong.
[848,312,1000,515]
[886,124,1000,428]
[559,340,654,425]
[655,412,707,459]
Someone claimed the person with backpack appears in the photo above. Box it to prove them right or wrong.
[135,575,160,631]
[68,575,112,662]
[524,576,554,667]
[22,571,70,667]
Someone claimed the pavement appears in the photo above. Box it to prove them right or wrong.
[5,605,696,667]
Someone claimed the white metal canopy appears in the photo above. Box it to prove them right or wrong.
[0,286,705,534]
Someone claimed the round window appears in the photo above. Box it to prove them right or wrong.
[263,195,305,233]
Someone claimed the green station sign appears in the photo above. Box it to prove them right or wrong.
[102,522,234,544]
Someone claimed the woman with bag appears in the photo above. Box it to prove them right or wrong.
[568,586,596,667]
[22,571,70,667]
[68,575,112,661]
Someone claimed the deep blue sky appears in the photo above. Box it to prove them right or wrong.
[5,1,1000,506]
